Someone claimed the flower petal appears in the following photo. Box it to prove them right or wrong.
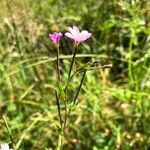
[73,26,80,33]
[65,32,73,39]
[68,27,74,34]
[58,32,62,36]
[80,33,92,41]
[81,30,88,34]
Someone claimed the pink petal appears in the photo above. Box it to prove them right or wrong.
[65,32,73,39]
[86,33,92,38]
[57,32,62,36]
[80,30,89,34]
[73,26,80,33]
[68,26,79,36]
[68,27,74,34]
[80,33,92,41]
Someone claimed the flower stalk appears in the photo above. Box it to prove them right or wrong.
[73,70,86,105]
[55,90,62,128]
[68,46,78,79]
[56,46,61,82]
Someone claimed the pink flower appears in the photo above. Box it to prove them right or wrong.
[65,26,92,45]
[49,32,62,47]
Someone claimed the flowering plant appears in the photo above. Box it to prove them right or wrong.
[49,26,92,149]
[49,26,111,149]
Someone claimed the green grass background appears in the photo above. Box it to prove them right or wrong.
[0,0,150,149]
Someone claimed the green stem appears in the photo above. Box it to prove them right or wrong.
[57,134,63,150]
[73,70,86,105]
[68,46,78,79]
[55,46,62,149]
[55,90,62,128]
[56,47,61,82]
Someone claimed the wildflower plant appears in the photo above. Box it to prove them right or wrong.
[49,26,111,149]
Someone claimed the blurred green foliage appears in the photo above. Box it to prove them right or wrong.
[0,0,150,149]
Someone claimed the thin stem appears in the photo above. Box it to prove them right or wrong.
[56,46,61,81]
[57,134,63,150]
[62,91,68,133]
[62,109,69,136]
[55,46,62,149]
[61,81,69,148]
[55,90,62,128]
[2,115,15,149]
[73,70,86,105]
[68,46,78,79]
